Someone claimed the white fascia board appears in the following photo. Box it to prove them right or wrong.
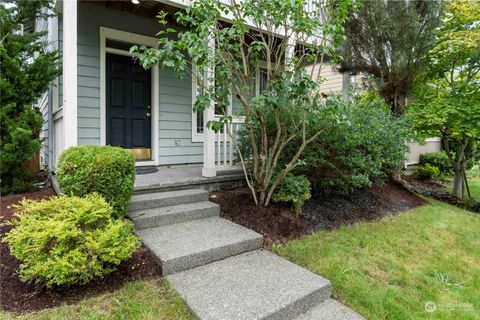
[153,0,308,42]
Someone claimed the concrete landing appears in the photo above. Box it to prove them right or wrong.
[134,165,244,194]
[137,217,263,275]
[168,250,332,320]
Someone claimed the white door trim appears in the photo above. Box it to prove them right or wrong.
[99,26,159,166]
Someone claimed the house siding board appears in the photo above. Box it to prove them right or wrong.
[306,63,344,93]
[75,3,201,164]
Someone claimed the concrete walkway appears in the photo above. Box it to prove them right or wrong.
[128,189,364,320]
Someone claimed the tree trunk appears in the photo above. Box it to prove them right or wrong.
[393,94,406,116]
[258,190,266,207]
[452,170,465,199]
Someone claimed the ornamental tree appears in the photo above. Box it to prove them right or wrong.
[408,0,480,198]
[0,0,61,194]
[133,0,356,207]
[340,0,442,115]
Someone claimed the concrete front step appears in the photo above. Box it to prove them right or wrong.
[295,299,365,320]
[168,250,332,320]
[128,201,219,230]
[128,189,208,211]
[137,217,263,275]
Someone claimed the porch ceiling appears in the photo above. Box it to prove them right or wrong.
[82,0,178,20]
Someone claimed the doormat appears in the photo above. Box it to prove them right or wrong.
[136,167,159,175]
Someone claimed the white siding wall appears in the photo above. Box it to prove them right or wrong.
[406,138,442,165]
[306,63,344,93]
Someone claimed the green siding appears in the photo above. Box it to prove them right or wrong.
[75,3,202,164]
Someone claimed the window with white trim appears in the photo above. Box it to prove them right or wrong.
[191,66,268,142]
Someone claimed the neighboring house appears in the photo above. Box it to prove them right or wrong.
[37,0,350,178]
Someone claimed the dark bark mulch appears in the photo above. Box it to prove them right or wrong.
[0,188,161,314]
[211,189,316,246]
[211,181,426,245]
[303,181,426,229]
[403,175,480,212]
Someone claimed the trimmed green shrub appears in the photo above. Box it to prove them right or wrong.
[272,174,311,215]
[419,151,452,176]
[2,194,139,288]
[414,164,440,180]
[299,95,409,195]
[57,145,135,218]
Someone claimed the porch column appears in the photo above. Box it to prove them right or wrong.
[285,33,296,68]
[63,0,78,149]
[202,34,217,177]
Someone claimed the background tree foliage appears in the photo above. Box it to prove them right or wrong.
[408,0,480,199]
[340,0,442,115]
[133,0,356,207]
[0,0,60,194]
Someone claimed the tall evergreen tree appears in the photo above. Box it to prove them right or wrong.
[340,0,442,115]
[0,0,60,194]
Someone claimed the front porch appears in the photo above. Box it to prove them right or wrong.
[134,164,245,194]
[55,0,245,178]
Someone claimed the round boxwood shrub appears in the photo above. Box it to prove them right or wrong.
[419,151,453,176]
[414,163,440,180]
[2,194,139,288]
[56,145,135,218]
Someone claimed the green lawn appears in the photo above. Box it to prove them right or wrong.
[274,199,480,320]
[447,177,480,199]
[466,177,480,199]
[0,278,193,320]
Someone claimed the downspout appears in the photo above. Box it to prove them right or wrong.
[47,84,54,172]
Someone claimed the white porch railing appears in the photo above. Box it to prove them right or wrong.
[214,115,245,169]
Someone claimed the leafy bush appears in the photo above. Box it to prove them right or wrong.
[0,0,61,195]
[419,152,452,176]
[462,197,480,212]
[467,164,480,178]
[2,194,139,288]
[414,164,440,180]
[272,174,311,215]
[299,95,409,195]
[57,145,135,218]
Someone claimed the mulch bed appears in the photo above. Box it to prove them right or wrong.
[303,181,426,229]
[211,189,316,246]
[402,175,480,212]
[211,181,426,245]
[0,188,161,314]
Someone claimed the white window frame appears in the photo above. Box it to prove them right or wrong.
[191,64,234,143]
[192,62,276,142]
[99,27,159,166]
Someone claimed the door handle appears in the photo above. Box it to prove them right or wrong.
[147,105,151,109]
[146,112,151,118]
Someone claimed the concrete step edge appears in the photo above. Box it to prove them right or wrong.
[128,201,220,229]
[160,236,263,275]
[294,298,365,320]
[129,189,209,211]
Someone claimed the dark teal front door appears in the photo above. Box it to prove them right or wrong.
[106,53,151,160]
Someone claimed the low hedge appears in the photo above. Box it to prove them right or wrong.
[2,194,139,288]
[419,151,452,176]
[414,163,440,180]
[56,145,135,218]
